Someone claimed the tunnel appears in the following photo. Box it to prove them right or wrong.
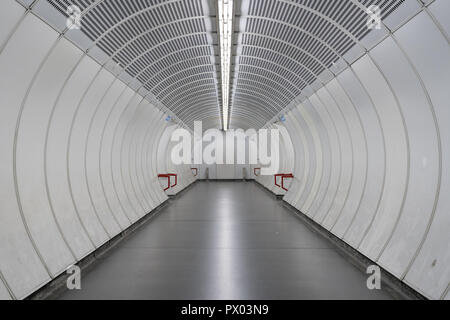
[0,0,449,302]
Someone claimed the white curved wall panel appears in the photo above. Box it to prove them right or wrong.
[264,5,449,300]
[290,107,317,208]
[113,94,146,220]
[0,12,55,299]
[371,36,439,279]
[316,87,353,231]
[17,37,84,272]
[0,0,448,301]
[287,105,310,209]
[54,56,108,248]
[295,103,322,213]
[85,79,129,231]
[327,79,367,239]
[280,113,301,204]
[69,68,120,238]
[100,87,137,226]
[396,11,450,300]
[0,2,191,299]
[298,101,331,219]
[337,68,385,248]
[307,95,341,225]
[353,54,409,260]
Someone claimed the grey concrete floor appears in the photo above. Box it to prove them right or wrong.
[59,181,393,300]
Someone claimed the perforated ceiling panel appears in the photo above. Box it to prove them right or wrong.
[45,0,220,129]
[39,0,406,130]
[229,0,405,129]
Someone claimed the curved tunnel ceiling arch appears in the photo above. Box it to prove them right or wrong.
[45,0,406,130]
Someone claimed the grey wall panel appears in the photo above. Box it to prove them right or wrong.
[372,36,440,278]
[0,13,54,299]
[397,11,450,300]
[85,79,129,230]
[69,68,119,239]
[353,55,409,261]
[316,87,353,230]
[49,55,108,248]
[327,79,367,238]
[338,69,385,248]
[99,87,136,225]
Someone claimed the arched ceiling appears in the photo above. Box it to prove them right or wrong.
[43,0,405,130]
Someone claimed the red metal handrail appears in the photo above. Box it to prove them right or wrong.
[158,173,178,191]
[281,173,294,191]
[274,173,294,191]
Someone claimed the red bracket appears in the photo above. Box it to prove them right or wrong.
[158,173,178,191]
[274,173,294,191]
[254,168,261,176]
[191,168,198,177]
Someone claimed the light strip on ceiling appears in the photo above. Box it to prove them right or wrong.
[218,0,234,131]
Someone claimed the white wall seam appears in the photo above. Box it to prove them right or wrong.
[423,2,450,43]
[122,101,151,213]
[84,78,124,233]
[43,50,96,258]
[311,93,343,226]
[98,86,135,226]
[346,66,387,249]
[134,105,157,209]
[131,103,155,211]
[113,95,145,221]
[95,83,132,228]
[290,106,317,206]
[300,102,331,218]
[366,52,411,262]
[289,107,310,208]
[0,3,28,55]
[67,68,112,240]
[293,106,323,213]
[334,76,369,239]
[321,85,355,230]
[141,111,164,206]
